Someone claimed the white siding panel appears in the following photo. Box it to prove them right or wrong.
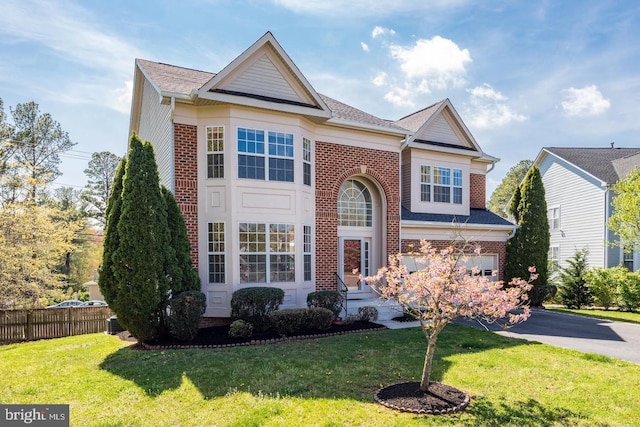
[540,156,607,269]
[417,115,465,147]
[222,54,304,103]
[138,78,173,191]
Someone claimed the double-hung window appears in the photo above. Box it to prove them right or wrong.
[237,128,294,182]
[206,126,224,178]
[548,207,560,230]
[420,165,463,204]
[239,223,295,283]
[303,137,312,186]
[303,225,312,281]
[208,222,225,284]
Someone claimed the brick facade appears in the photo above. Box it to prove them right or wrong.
[470,173,486,209]
[401,239,506,282]
[173,123,199,268]
[315,141,400,291]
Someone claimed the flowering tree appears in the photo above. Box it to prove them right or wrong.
[365,240,535,392]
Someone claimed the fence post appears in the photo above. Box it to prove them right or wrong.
[26,311,33,341]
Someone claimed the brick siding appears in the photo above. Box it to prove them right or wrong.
[173,123,199,268]
[470,173,486,209]
[315,142,400,291]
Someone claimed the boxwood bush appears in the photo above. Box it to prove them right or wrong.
[269,307,334,337]
[306,290,343,319]
[228,319,254,338]
[165,290,207,341]
[231,287,285,331]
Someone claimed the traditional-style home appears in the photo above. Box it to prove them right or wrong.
[533,146,640,272]
[129,32,514,317]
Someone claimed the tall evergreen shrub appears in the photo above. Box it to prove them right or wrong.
[557,248,592,309]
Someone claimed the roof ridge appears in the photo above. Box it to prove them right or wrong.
[395,99,446,122]
[137,58,215,76]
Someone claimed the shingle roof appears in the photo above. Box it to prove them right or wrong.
[401,207,514,226]
[545,147,640,184]
[136,59,408,132]
[393,101,443,132]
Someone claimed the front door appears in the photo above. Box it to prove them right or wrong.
[340,237,371,293]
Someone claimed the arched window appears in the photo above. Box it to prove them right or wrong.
[338,179,372,227]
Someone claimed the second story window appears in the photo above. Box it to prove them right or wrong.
[206,126,224,178]
[303,137,312,186]
[548,207,560,230]
[420,165,463,205]
[237,127,294,182]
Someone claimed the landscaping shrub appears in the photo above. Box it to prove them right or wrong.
[228,319,254,338]
[306,290,343,319]
[585,267,624,310]
[357,306,378,322]
[166,291,207,341]
[557,248,592,309]
[231,287,284,331]
[618,271,640,311]
[304,307,333,330]
[270,309,307,337]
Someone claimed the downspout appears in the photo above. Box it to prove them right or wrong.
[170,96,176,193]
[486,159,496,174]
[398,134,411,255]
[604,185,610,268]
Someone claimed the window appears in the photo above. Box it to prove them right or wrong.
[420,165,463,204]
[237,127,294,182]
[206,126,224,178]
[338,180,372,227]
[623,245,634,271]
[548,207,560,230]
[208,222,225,284]
[239,223,295,283]
[304,225,312,281]
[549,246,559,270]
[303,137,312,186]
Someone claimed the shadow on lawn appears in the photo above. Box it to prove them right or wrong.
[99,324,564,416]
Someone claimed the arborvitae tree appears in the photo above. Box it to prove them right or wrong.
[557,248,591,309]
[98,157,126,312]
[512,167,550,306]
[505,184,523,288]
[508,184,522,223]
[111,134,172,341]
[161,186,200,294]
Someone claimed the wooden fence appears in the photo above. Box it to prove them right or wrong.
[0,306,113,344]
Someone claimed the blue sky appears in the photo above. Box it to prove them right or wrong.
[1,0,639,196]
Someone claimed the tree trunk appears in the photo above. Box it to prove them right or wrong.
[420,334,438,392]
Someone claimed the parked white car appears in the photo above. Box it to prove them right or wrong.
[46,300,86,309]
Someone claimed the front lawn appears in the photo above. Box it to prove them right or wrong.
[546,306,640,325]
[2,324,639,426]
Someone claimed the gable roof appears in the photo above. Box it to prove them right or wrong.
[401,207,514,227]
[542,147,640,184]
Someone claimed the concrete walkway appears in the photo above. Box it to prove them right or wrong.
[346,298,640,364]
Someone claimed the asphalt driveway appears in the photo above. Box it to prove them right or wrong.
[455,309,640,364]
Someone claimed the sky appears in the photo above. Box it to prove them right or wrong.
[1,0,639,197]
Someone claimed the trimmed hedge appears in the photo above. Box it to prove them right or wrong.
[166,291,207,341]
[231,287,285,331]
[228,319,254,338]
[270,308,334,337]
[307,290,343,319]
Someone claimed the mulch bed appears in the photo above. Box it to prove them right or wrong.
[127,320,386,350]
[375,381,470,414]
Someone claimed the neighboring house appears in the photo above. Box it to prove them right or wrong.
[533,146,640,272]
[129,32,514,317]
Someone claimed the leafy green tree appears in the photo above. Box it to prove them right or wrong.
[557,248,591,309]
[82,151,122,225]
[618,271,640,311]
[609,167,640,250]
[111,134,173,341]
[585,267,626,310]
[98,157,126,312]
[162,186,200,294]
[505,166,550,306]
[488,160,533,218]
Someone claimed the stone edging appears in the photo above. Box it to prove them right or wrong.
[374,381,470,415]
[140,326,388,350]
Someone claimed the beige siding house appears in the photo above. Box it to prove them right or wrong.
[129,32,515,318]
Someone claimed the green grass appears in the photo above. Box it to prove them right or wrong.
[2,324,640,426]
[546,306,640,325]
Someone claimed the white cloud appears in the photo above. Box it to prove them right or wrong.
[372,26,396,38]
[361,42,370,52]
[466,84,527,129]
[272,0,467,17]
[389,36,472,93]
[0,0,141,113]
[561,85,611,116]
[384,86,415,108]
[372,72,387,87]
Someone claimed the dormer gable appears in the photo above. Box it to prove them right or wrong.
[398,99,482,156]
[196,32,331,119]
